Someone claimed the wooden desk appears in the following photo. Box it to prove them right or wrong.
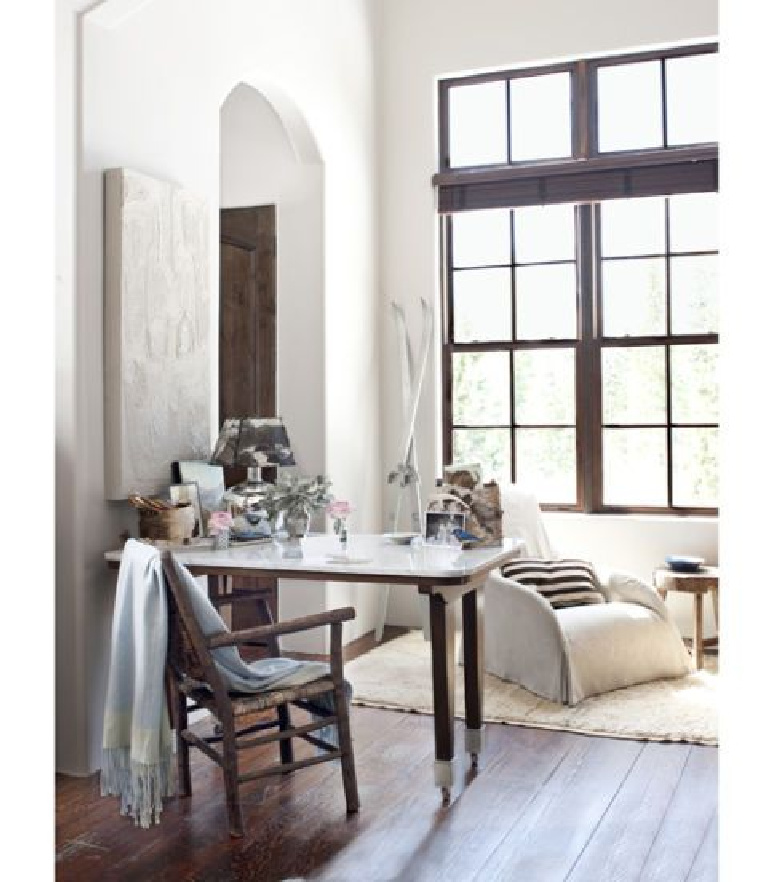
[654,566,719,670]
[106,533,523,803]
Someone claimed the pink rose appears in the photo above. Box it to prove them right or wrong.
[326,500,352,518]
[208,511,233,534]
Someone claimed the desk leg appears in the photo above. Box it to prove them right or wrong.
[462,585,485,771]
[429,592,456,805]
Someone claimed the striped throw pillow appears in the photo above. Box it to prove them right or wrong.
[500,558,605,609]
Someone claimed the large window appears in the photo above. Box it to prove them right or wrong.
[436,45,718,514]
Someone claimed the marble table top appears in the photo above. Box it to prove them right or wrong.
[104,534,524,583]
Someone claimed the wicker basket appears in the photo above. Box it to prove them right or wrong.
[138,504,197,541]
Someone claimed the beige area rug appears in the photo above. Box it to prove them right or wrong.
[346,630,718,746]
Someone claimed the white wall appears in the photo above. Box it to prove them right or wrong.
[58,0,380,775]
[375,0,720,635]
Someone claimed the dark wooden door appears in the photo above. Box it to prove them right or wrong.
[219,205,278,651]
[219,205,276,423]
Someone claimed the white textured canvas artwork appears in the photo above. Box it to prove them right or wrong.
[104,168,211,500]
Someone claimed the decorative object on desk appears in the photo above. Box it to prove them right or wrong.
[208,510,233,550]
[210,416,295,510]
[261,474,333,539]
[424,510,466,543]
[131,496,197,542]
[128,494,173,512]
[229,515,271,543]
[103,168,210,500]
[169,483,203,537]
[326,499,353,548]
[443,462,482,490]
[174,461,226,521]
[383,532,421,545]
[665,554,705,573]
[428,480,503,548]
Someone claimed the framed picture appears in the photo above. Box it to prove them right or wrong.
[174,461,226,520]
[424,510,466,541]
[169,482,203,537]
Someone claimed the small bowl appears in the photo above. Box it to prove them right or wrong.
[665,555,705,573]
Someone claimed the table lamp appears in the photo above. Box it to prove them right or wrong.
[210,417,295,509]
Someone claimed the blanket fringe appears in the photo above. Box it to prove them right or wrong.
[100,747,177,829]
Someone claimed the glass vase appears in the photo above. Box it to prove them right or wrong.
[284,506,311,539]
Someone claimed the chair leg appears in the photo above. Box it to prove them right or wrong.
[277,704,295,765]
[166,671,192,797]
[176,690,192,797]
[220,714,244,837]
[335,684,359,813]
[329,620,358,813]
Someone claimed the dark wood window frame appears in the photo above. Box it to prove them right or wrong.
[436,44,719,516]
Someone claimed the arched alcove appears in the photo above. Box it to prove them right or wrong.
[219,81,328,652]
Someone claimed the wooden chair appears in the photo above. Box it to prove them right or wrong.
[160,551,359,837]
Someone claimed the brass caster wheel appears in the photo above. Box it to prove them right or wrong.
[441,786,451,805]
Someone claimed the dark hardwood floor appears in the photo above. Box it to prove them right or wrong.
[57,704,717,882]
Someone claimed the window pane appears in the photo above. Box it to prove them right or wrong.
[672,428,718,507]
[516,265,577,340]
[448,81,508,168]
[602,347,666,424]
[670,256,718,334]
[671,345,718,423]
[600,197,665,257]
[515,428,576,504]
[453,269,512,343]
[452,209,510,267]
[597,61,662,152]
[453,429,511,483]
[601,258,666,337]
[669,192,718,253]
[510,72,572,161]
[603,428,667,506]
[514,349,575,425]
[514,203,575,263]
[666,53,718,146]
[453,352,510,425]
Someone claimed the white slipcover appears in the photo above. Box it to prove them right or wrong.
[485,485,693,705]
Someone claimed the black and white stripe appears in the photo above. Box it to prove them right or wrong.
[500,558,605,609]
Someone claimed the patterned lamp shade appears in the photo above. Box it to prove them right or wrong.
[211,417,296,469]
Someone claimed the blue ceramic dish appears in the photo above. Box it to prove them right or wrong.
[231,529,269,542]
[665,555,704,573]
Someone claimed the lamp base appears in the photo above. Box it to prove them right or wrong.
[228,467,273,512]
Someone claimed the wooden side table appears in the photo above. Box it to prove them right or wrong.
[653,566,719,670]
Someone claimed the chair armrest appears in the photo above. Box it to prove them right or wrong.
[602,571,670,620]
[207,606,356,649]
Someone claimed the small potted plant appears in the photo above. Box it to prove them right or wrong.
[261,474,333,538]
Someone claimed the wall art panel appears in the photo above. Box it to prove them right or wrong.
[104,167,210,499]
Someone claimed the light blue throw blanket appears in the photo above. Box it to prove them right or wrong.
[101,540,338,828]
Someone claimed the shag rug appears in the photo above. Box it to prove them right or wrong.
[346,630,718,747]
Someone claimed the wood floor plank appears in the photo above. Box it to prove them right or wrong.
[55,707,718,882]
[474,733,644,882]
[636,746,718,882]
[566,741,693,882]
[686,811,718,882]
[357,727,576,882]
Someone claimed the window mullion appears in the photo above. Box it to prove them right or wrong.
[576,203,599,513]
[510,209,517,484]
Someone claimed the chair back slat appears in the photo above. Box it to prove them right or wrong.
[161,552,232,705]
